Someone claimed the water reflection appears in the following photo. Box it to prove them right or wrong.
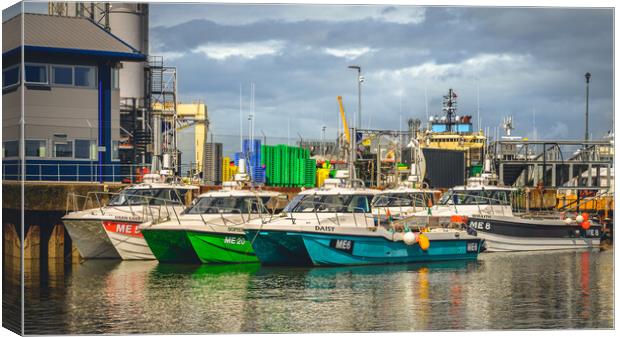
[18,249,614,334]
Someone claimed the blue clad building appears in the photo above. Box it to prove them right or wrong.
[2,13,146,182]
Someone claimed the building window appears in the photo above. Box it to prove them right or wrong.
[74,66,95,88]
[52,65,73,85]
[3,140,18,158]
[74,139,93,159]
[25,64,48,85]
[3,67,20,87]
[25,140,46,157]
[112,140,120,160]
[54,140,73,158]
[111,67,119,89]
[3,66,20,88]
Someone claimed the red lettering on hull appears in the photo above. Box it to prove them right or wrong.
[103,221,143,238]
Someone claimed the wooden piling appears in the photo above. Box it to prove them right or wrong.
[3,223,21,260]
[23,225,40,260]
[71,241,82,264]
[47,224,65,260]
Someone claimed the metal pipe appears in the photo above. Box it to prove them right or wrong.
[348,65,362,129]
[585,72,591,141]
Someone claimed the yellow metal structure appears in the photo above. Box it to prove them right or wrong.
[337,96,351,144]
[417,131,486,168]
[556,192,614,214]
[176,102,208,172]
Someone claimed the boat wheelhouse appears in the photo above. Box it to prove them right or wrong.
[62,175,198,259]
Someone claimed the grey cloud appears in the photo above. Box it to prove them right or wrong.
[148,5,613,158]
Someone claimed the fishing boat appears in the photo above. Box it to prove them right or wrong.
[244,171,378,266]
[245,171,482,266]
[424,164,603,252]
[466,213,602,252]
[140,163,285,264]
[297,222,483,266]
[62,173,198,259]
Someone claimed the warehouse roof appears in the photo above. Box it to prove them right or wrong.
[2,13,145,60]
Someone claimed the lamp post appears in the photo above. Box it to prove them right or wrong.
[348,66,362,130]
[347,65,363,183]
[585,72,591,141]
[321,125,326,156]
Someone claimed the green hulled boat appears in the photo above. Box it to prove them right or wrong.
[140,226,200,263]
[141,182,284,264]
[186,230,258,263]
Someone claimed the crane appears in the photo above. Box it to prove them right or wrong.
[337,96,351,144]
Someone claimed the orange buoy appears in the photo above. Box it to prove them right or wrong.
[450,215,468,224]
[582,213,589,221]
[581,220,591,230]
[419,233,430,251]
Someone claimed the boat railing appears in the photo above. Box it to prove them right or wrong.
[438,192,511,216]
[181,197,275,228]
[289,200,373,228]
[371,194,434,219]
[65,191,182,224]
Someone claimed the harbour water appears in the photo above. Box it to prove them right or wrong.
[4,249,613,334]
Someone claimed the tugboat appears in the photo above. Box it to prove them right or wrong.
[62,172,198,259]
[140,159,285,263]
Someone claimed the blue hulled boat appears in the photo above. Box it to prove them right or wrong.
[298,228,483,266]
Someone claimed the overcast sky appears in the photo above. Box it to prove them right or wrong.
[9,2,614,158]
[147,4,613,156]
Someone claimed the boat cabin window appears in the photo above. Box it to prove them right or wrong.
[150,189,189,205]
[438,189,511,206]
[185,196,271,214]
[283,194,305,213]
[108,188,180,206]
[372,192,434,207]
[289,194,373,213]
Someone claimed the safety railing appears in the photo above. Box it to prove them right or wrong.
[65,190,190,225]
[3,162,200,182]
[435,192,513,217]
[285,200,374,228]
[557,191,614,214]
[165,194,279,231]
[371,194,435,220]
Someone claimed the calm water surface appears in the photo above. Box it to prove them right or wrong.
[5,249,614,334]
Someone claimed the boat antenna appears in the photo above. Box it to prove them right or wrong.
[476,78,480,132]
[239,83,243,152]
[424,85,429,128]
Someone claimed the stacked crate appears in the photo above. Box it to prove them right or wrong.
[261,144,316,187]
[232,139,265,184]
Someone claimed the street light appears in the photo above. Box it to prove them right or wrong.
[348,65,363,130]
[585,72,591,141]
[348,65,363,182]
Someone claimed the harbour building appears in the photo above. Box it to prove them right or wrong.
[2,12,146,181]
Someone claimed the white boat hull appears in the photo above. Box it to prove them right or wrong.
[103,221,155,260]
[479,231,601,252]
[63,219,120,259]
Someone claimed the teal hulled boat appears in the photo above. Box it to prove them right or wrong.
[244,228,312,266]
[298,230,483,266]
